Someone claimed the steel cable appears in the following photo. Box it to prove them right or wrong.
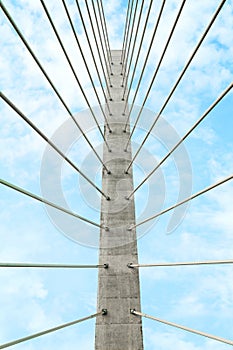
[128,259,233,268]
[0,179,108,229]
[121,0,139,82]
[96,0,113,71]
[91,0,113,80]
[39,0,112,149]
[61,0,111,132]
[1,92,111,197]
[74,0,113,113]
[124,0,187,151]
[121,0,145,89]
[120,0,132,64]
[81,0,113,98]
[131,310,233,346]
[125,0,228,172]
[0,262,108,268]
[126,82,233,197]
[0,310,107,349]
[0,2,112,165]
[121,0,135,74]
[123,0,166,129]
[128,174,233,230]
[122,0,154,113]
[99,0,113,64]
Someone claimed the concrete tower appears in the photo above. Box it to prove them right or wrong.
[95,50,143,349]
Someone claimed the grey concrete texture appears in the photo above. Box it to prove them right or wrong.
[95,51,143,349]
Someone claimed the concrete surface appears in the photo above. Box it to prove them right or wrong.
[95,50,143,350]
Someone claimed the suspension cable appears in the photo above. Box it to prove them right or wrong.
[130,310,233,346]
[128,259,233,268]
[124,0,187,151]
[126,82,233,195]
[128,174,233,230]
[122,0,154,110]
[0,2,112,161]
[61,0,111,132]
[121,0,145,89]
[0,310,107,349]
[91,0,113,78]
[0,179,107,230]
[1,92,111,196]
[121,0,139,81]
[96,0,112,70]
[39,0,112,148]
[120,0,132,64]
[125,0,228,171]
[121,0,135,74]
[99,0,113,64]
[74,1,112,114]
[123,0,166,128]
[0,262,108,268]
[81,0,113,98]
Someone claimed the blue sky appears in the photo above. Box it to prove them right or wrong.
[0,0,233,349]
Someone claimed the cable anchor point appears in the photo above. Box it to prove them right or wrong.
[102,309,108,315]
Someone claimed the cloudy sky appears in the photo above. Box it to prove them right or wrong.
[0,0,233,349]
